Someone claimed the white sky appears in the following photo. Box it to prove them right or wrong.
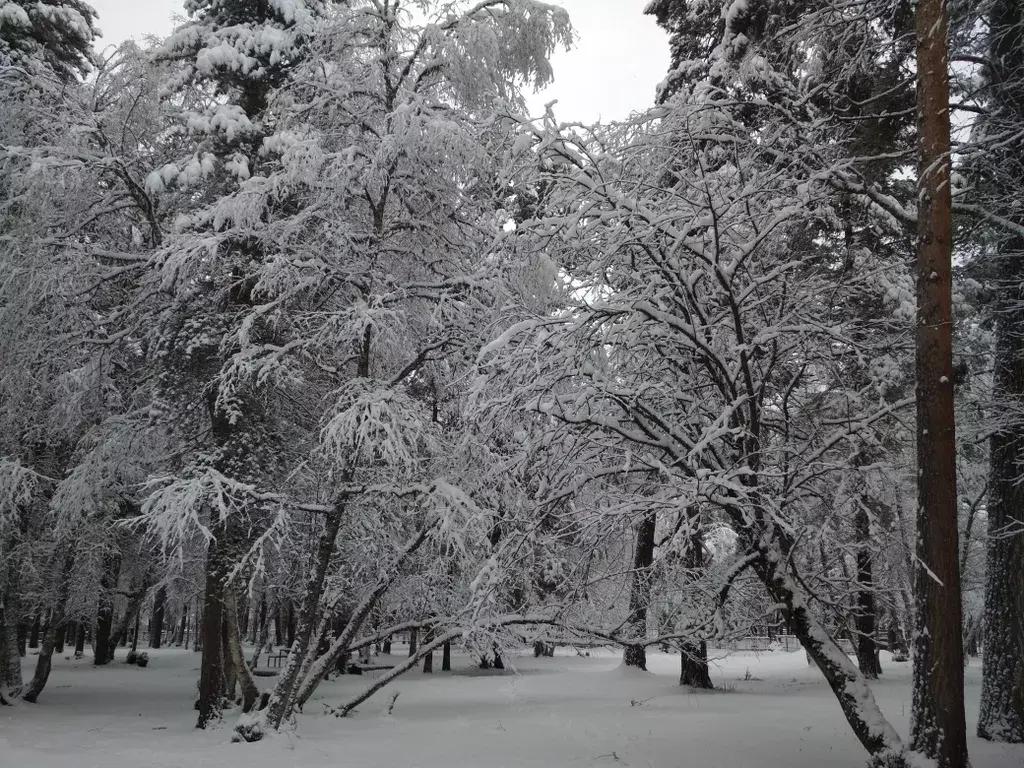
[89,0,668,124]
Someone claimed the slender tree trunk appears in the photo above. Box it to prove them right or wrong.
[624,512,656,670]
[258,502,344,731]
[422,627,433,673]
[28,613,40,649]
[408,627,418,656]
[197,523,227,729]
[911,0,967,763]
[854,504,881,679]
[176,604,188,646]
[94,554,121,666]
[74,623,85,658]
[151,587,166,649]
[22,616,57,703]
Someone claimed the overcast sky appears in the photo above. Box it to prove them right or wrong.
[89,0,668,124]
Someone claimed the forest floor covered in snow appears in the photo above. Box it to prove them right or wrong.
[2,645,1022,768]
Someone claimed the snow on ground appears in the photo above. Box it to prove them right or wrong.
[2,646,1021,768]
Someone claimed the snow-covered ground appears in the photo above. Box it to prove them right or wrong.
[3,646,1021,767]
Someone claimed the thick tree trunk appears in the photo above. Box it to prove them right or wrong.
[624,512,656,670]
[151,587,166,649]
[680,641,712,689]
[408,627,418,656]
[680,527,712,688]
[910,0,968,763]
[383,636,392,655]
[977,0,1024,744]
[422,626,434,673]
[54,624,66,654]
[978,240,1024,742]
[441,640,451,671]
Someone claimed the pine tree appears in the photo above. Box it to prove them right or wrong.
[0,0,96,80]
[976,0,1024,743]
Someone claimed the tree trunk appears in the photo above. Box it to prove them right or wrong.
[854,505,881,679]
[74,623,86,658]
[151,586,166,649]
[441,640,451,671]
[28,613,41,649]
[0,574,24,699]
[624,512,656,670]
[976,0,1024,743]
[54,623,66,654]
[258,502,344,731]
[978,245,1024,741]
[422,627,434,674]
[383,636,392,654]
[197,525,227,729]
[408,627,418,656]
[910,0,968,762]
[680,641,712,689]
[21,617,57,703]
[94,553,121,666]
[680,526,712,688]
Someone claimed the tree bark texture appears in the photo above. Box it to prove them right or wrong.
[910,0,968,762]
[977,0,1024,744]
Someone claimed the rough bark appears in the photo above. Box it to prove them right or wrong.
[978,240,1024,742]
[977,0,1024,744]
[623,512,656,670]
[909,0,968,763]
